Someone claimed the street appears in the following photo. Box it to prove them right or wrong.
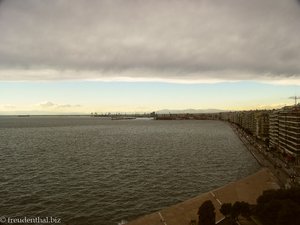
[230,123,298,188]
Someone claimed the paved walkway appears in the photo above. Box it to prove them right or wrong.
[127,168,279,225]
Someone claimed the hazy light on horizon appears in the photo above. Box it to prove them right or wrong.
[0,81,299,114]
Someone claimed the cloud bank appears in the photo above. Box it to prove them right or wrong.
[0,0,300,83]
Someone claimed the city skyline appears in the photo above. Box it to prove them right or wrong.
[1,0,300,114]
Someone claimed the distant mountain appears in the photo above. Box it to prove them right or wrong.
[155,109,227,114]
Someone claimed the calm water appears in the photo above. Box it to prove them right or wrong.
[0,117,260,225]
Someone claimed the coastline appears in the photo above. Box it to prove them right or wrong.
[229,122,294,188]
[126,121,284,225]
[126,168,279,225]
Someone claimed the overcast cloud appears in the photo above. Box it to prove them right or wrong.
[0,0,300,83]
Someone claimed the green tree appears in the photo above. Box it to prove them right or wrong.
[198,200,215,225]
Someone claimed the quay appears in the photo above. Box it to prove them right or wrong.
[127,168,279,225]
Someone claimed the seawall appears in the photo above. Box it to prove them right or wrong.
[127,168,279,225]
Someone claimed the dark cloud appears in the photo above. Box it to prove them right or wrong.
[0,0,300,83]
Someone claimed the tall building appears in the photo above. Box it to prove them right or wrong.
[269,110,279,149]
[269,105,300,164]
[244,111,256,134]
[255,112,269,141]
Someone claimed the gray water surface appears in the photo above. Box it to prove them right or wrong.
[0,117,260,225]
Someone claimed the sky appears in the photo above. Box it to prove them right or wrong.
[0,0,300,114]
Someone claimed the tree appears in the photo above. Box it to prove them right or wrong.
[198,200,215,225]
[239,201,250,218]
[255,188,300,225]
[220,203,232,218]
[220,201,251,224]
[230,201,250,221]
[231,202,242,221]
[276,200,300,225]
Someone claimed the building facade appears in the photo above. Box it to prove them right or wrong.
[255,112,269,141]
[269,105,300,164]
[269,110,279,150]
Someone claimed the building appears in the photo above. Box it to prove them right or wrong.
[243,111,256,134]
[269,110,279,150]
[255,112,270,141]
[269,105,300,164]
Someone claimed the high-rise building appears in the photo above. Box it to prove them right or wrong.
[255,112,269,141]
[269,110,279,149]
[269,105,300,164]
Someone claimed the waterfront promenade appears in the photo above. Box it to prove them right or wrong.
[127,168,279,225]
[230,123,296,188]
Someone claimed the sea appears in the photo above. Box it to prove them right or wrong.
[0,116,260,225]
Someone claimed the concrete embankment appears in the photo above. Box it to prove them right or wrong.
[127,168,279,225]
